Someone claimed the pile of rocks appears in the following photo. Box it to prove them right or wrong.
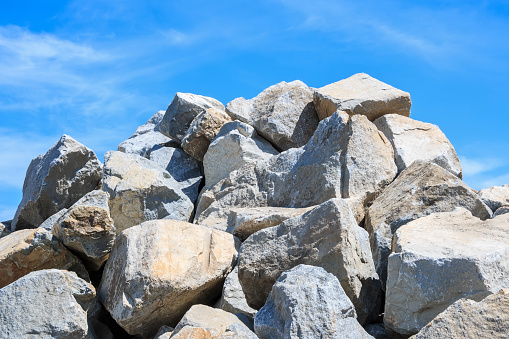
[1,73,508,338]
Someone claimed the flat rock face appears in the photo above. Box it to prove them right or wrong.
[118,110,172,158]
[12,135,102,230]
[102,151,193,233]
[0,228,89,288]
[254,265,374,339]
[216,266,257,317]
[226,80,319,151]
[0,269,97,339]
[385,209,509,336]
[374,114,462,177]
[411,290,509,339]
[365,160,492,287]
[478,184,509,213]
[159,92,225,143]
[313,73,411,121]
[98,219,238,337]
[238,198,381,324]
[52,190,116,271]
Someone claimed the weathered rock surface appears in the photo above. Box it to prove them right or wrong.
[181,107,232,161]
[216,266,257,317]
[479,184,509,213]
[0,269,97,338]
[238,198,381,324]
[52,190,115,270]
[39,208,68,231]
[171,324,257,339]
[102,151,193,233]
[365,160,492,286]
[226,80,319,151]
[154,325,173,339]
[12,135,102,230]
[0,228,89,288]
[159,92,225,143]
[98,219,238,337]
[385,209,509,336]
[494,205,509,217]
[203,121,278,189]
[374,114,462,177]
[255,265,373,339]
[313,73,411,121]
[410,290,509,339]
[118,110,172,158]
[0,222,9,238]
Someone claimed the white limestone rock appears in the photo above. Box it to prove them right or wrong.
[216,266,257,317]
[478,184,509,213]
[494,205,509,217]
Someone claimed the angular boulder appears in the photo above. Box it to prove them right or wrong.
[238,198,381,324]
[374,114,462,177]
[216,266,257,317]
[478,184,509,213]
[494,205,509,217]
[385,209,509,336]
[254,265,374,339]
[226,80,319,151]
[313,73,411,121]
[98,219,238,337]
[12,135,102,230]
[39,208,68,231]
[102,151,193,233]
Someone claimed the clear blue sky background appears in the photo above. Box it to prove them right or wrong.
[1,0,508,221]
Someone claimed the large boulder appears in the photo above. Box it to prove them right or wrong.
[478,184,509,213]
[385,209,509,336]
[373,114,462,177]
[102,151,193,233]
[365,160,492,287]
[0,228,89,288]
[159,92,225,143]
[98,219,238,337]
[118,110,172,158]
[254,265,374,339]
[226,80,319,151]
[12,135,102,230]
[216,266,257,317]
[238,199,381,324]
[410,290,509,339]
[0,269,97,338]
[313,73,411,121]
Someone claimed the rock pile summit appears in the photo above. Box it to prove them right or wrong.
[1,73,508,338]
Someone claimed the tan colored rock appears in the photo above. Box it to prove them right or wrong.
[479,184,509,213]
[314,73,411,121]
[0,228,89,288]
[98,219,238,337]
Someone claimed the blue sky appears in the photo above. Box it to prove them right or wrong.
[1,0,508,221]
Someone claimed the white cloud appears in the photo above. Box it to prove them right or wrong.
[459,156,504,177]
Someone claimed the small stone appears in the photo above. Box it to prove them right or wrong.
[494,205,509,217]
[154,325,174,339]
[478,184,509,213]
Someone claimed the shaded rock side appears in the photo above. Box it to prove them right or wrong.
[216,266,257,317]
[478,184,509,213]
[12,134,102,230]
[494,205,509,217]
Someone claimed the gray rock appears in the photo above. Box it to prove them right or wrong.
[226,80,319,151]
[365,160,492,287]
[373,114,462,177]
[154,325,174,339]
[478,184,509,213]
[0,269,97,338]
[39,208,68,231]
[159,92,225,143]
[102,151,194,234]
[364,324,388,339]
[385,209,509,336]
[254,264,374,339]
[118,110,172,158]
[313,73,411,121]
[216,266,257,317]
[494,205,509,217]
[12,135,102,230]
[238,198,381,324]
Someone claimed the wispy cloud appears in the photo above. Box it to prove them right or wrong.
[459,155,508,190]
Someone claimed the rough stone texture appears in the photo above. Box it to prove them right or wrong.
[203,121,278,189]
[216,266,257,317]
[494,205,509,217]
[0,269,97,339]
[254,265,374,339]
[0,228,89,288]
[12,135,103,230]
[159,92,225,143]
[118,110,172,158]
[98,219,238,337]
[39,208,68,231]
[238,199,381,325]
[365,160,492,287]
[385,209,509,336]
[478,184,509,213]
[373,114,462,177]
[149,145,203,203]
[313,73,411,121]
[102,151,193,234]
[52,190,115,271]
[170,324,257,339]
[410,290,509,339]
[154,325,173,339]
[364,324,388,339]
[181,107,233,161]
[226,80,319,151]
[0,222,9,238]
[226,206,314,241]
